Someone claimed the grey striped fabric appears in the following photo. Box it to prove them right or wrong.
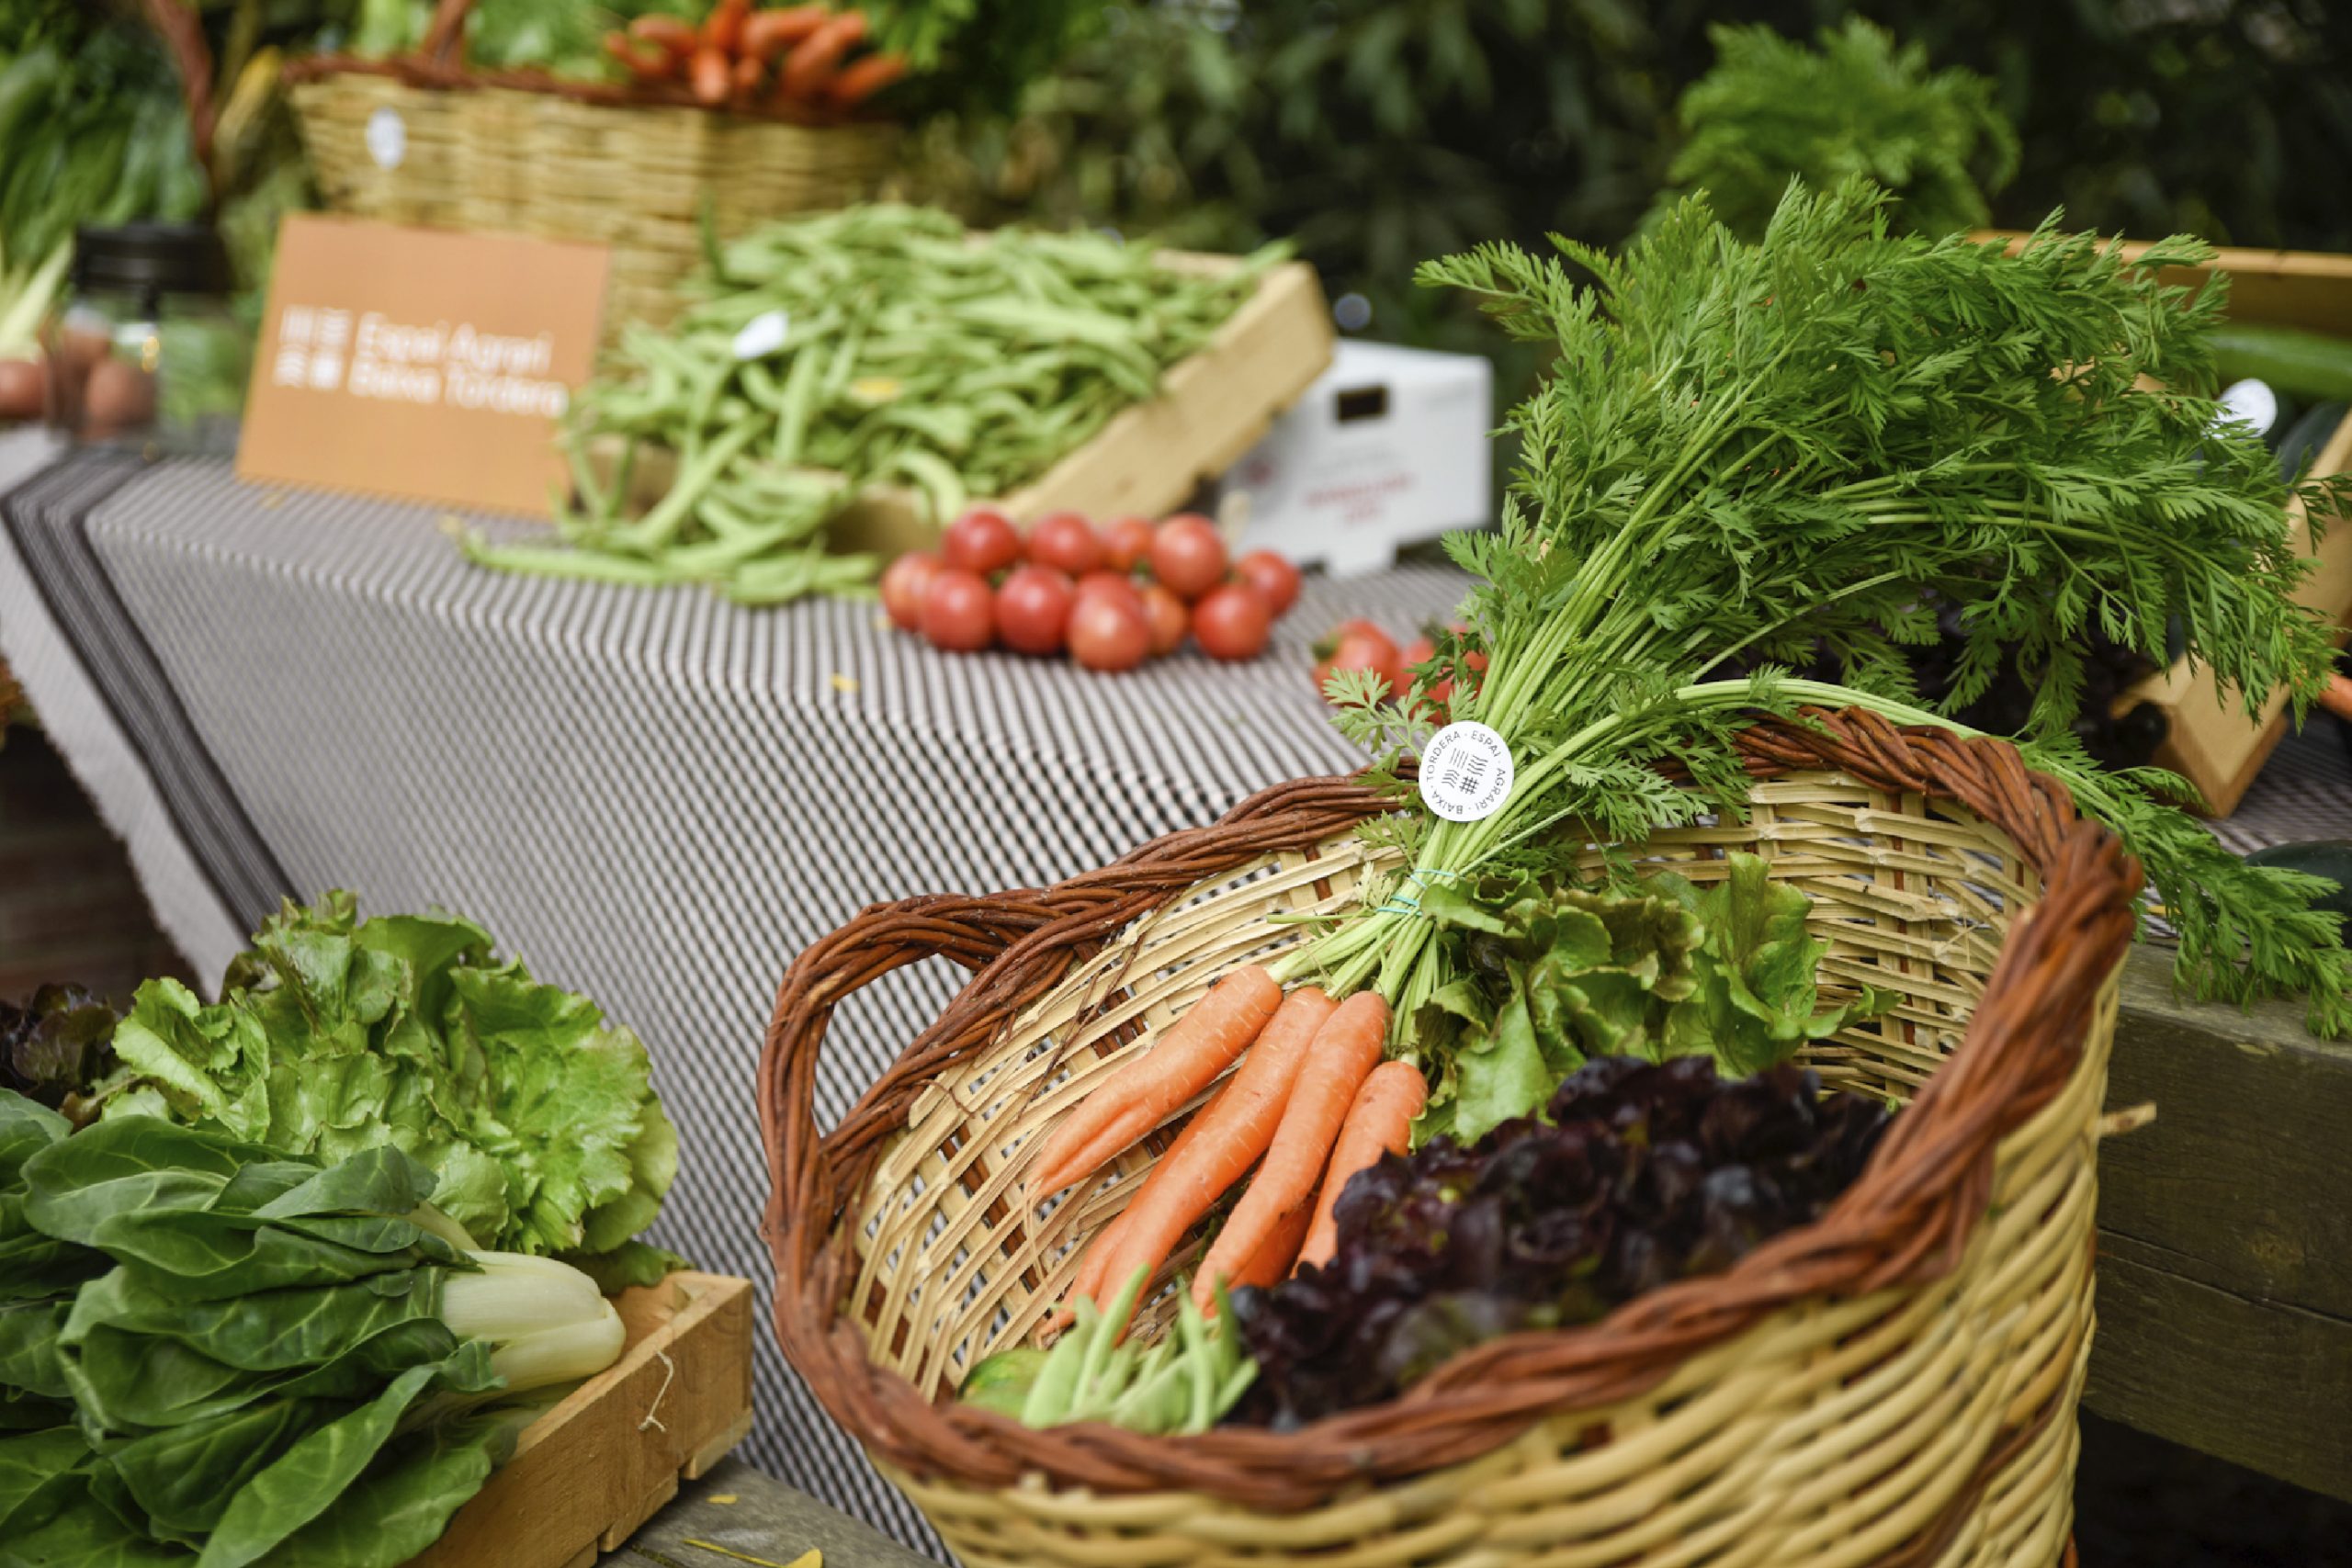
[3,444,2348,1558]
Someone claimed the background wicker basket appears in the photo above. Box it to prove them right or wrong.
[760,711,2142,1566]
[283,0,895,350]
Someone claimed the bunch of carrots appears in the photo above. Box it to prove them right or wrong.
[603,2,907,116]
[1030,969,1428,1335]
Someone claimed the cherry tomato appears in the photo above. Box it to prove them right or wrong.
[1234,549,1302,617]
[1141,583,1189,656]
[880,551,942,632]
[1149,513,1227,600]
[1069,594,1150,672]
[1192,583,1272,662]
[1074,570,1145,615]
[1320,620,1404,693]
[1398,636,1438,715]
[1313,631,1402,704]
[1025,511,1103,577]
[996,565,1075,656]
[943,507,1021,575]
[1102,515,1156,572]
[922,568,996,652]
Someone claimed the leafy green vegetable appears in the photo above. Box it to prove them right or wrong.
[85,893,680,1288]
[1655,19,2018,243]
[1297,179,2352,1038]
[970,1266,1252,1435]
[0,1103,624,1567]
[1411,856,1883,1146]
[0,985,119,1112]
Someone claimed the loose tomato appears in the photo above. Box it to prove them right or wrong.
[1074,570,1145,615]
[1025,511,1103,577]
[1149,513,1227,600]
[1102,515,1156,572]
[943,507,1021,575]
[1069,594,1150,671]
[1398,636,1438,716]
[1142,583,1189,656]
[996,565,1075,656]
[1313,631,1401,704]
[1192,583,1272,662]
[1234,549,1302,617]
[880,550,942,632]
[922,568,996,651]
[1319,620,1405,694]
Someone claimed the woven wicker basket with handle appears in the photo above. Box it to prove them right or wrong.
[282,0,895,349]
[760,709,2140,1567]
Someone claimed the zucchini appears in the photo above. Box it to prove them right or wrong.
[2211,322,2352,402]
[2245,840,2352,923]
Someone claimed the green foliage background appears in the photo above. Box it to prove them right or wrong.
[900,1,2352,386]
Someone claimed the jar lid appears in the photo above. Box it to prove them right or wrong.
[72,222,232,298]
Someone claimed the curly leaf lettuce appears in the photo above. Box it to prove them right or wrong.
[1412,856,1885,1145]
[89,894,679,1287]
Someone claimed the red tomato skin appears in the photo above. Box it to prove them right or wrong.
[921,568,997,651]
[1149,514,1228,600]
[1025,512,1104,577]
[1142,583,1189,656]
[1102,516,1156,572]
[880,551,942,632]
[1069,595,1150,671]
[1074,570,1146,615]
[943,508,1022,575]
[1312,631,1400,703]
[996,566,1076,656]
[1192,583,1272,661]
[1234,549,1302,616]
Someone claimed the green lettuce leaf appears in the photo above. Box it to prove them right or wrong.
[84,894,678,1280]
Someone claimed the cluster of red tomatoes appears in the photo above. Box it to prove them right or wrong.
[1311,617,1485,715]
[879,509,1305,672]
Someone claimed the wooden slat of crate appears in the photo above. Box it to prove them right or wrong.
[606,254,1333,552]
[1981,232,2352,816]
[408,1271,754,1568]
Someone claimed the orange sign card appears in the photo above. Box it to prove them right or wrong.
[237,215,610,517]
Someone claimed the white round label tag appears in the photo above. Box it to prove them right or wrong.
[365,107,407,171]
[1419,721,1514,822]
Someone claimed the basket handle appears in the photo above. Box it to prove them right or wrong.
[420,0,479,68]
[138,0,219,199]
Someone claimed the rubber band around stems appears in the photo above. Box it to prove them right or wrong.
[1374,868,1461,917]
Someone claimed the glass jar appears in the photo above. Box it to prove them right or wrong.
[43,222,246,457]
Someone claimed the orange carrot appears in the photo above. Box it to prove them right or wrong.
[604,31,674,79]
[827,51,907,109]
[628,14,698,59]
[703,0,752,52]
[1090,987,1334,1306]
[1294,1060,1426,1271]
[689,45,732,104]
[1230,1199,1313,1292]
[1193,991,1388,1308]
[1028,965,1281,1198]
[742,4,827,61]
[780,11,866,100]
[730,52,765,104]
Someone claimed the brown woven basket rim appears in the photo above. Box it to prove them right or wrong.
[757,708,2143,1512]
[280,51,896,129]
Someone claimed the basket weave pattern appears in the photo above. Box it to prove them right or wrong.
[286,0,893,348]
[760,712,2141,1566]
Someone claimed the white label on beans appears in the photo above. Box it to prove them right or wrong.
[365,107,406,171]
[1419,721,1514,822]
[732,310,791,360]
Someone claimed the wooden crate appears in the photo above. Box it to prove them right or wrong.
[606,254,1334,554]
[408,1271,754,1568]
[1983,233,2352,815]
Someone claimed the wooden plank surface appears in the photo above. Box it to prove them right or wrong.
[2091,948,2352,1502]
[621,1458,935,1568]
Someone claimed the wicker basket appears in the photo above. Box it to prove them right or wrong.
[760,710,2142,1567]
[282,0,895,348]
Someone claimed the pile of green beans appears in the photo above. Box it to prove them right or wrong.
[463,205,1277,605]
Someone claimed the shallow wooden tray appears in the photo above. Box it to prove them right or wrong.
[407,1270,755,1568]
